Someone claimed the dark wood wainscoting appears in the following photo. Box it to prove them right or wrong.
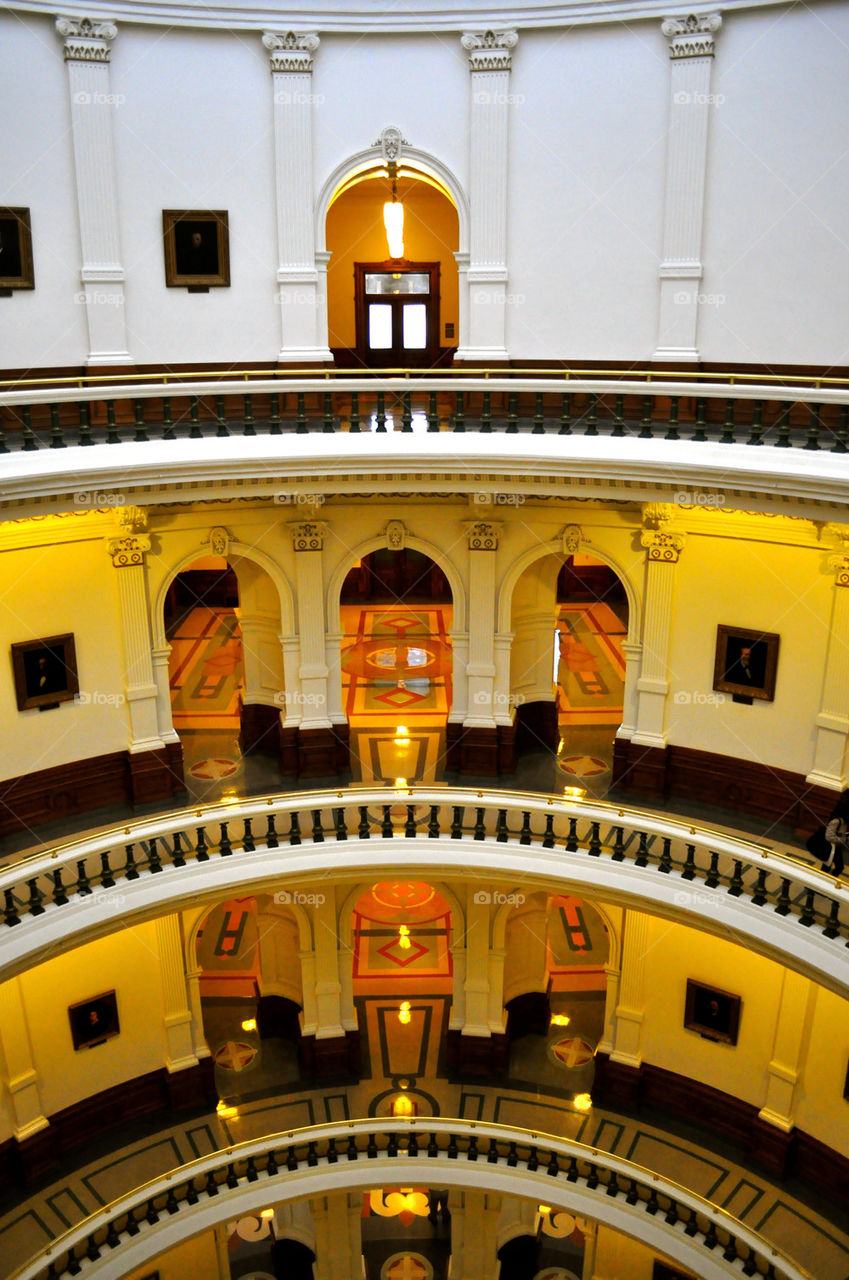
[0,744,186,839]
[0,1059,216,1191]
[611,739,836,834]
[592,1053,849,1210]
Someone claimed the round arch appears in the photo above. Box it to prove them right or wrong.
[496,536,640,643]
[152,541,296,649]
[327,533,466,633]
[491,891,621,970]
[336,876,466,955]
[316,145,470,256]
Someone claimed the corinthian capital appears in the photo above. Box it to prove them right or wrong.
[661,12,722,59]
[262,30,320,72]
[461,29,518,71]
[56,15,118,61]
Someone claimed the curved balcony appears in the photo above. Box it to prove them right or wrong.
[10,1118,810,1280]
[2,370,849,517]
[2,786,845,996]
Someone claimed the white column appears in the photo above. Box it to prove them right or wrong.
[449,629,470,731]
[632,506,684,748]
[263,31,331,364]
[312,894,344,1039]
[617,640,643,740]
[290,522,332,731]
[463,521,501,729]
[312,1193,361,1280]
[324,631,346,731]
[463,892,493,1036]
[56,16,132,366]
[454,250,471,353]
[107,514,164,754]
[151,645,181,746]
[452,1191,502,1280]
[759,970,817,1132]
[807,538,849,790]
[155,915,198,1073]
[653,13,723,362]
[280,632,303,727]
[450,942,467,1031]
[186,963,211,1059]
[0,978,48,1140]
[611,909,650,1066]
[493,631,515,725]
[459,29,518,362]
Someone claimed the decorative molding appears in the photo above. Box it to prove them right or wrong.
[829,555,849,587]
[461,28,519,70]
[465,520,501,550]
[106,532,150,567]
[262,29,320,71]
[385,519,406,550]
[640,527,685,563]
[374,125,409,164]
[561,523,582,555]
[661,11,722,58]
[291,521,327,552]
[203,525,231,557]
[116,505,148,533]
[56,14,117,60]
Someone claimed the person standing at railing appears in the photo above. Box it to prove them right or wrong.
[823,792,849,878]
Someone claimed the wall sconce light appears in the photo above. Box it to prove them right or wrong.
[383,160,405,259]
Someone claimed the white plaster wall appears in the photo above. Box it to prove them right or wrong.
[0,12,88,368]
[699,0,849,365]
[506,23,667,360]
[112,26,279,365]
[1,6,847,368]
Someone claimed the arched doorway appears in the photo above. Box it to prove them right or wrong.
[326,172,459,369]
[509,550,629,794]
[340,550,453,783]
[351,881,454,1082]
[502,891,610,1101]
[164,554,285,793]
[195,894,304,1105]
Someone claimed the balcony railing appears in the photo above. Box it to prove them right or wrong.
[9,1118,811,1280]
[1,369,848,453]
[1,788,846,992]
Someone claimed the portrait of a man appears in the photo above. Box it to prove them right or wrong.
[684,979,741,1045]
[0,207,34,289]
[69,991,120,1050]
[163,210,230,287]
[11,633,79,711]
[713,625,779,702]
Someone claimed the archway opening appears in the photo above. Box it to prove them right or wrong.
[510,551,628,795]
[196,894,304,1106]
[165,554,284,795]
[340,550,453,783]
[352,881,453,1083]
[326,172,458,369]
[503,892,610,1101]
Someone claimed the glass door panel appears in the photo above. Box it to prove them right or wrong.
[402,303,427,350]
[368,303,393,350]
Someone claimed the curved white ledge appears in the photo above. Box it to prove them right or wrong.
[5,0,794,34]
[3,434,849,519]
[10,1120,809,1280]
[1,789,846,999]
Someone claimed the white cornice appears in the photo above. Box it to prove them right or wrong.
[9,0,792,33]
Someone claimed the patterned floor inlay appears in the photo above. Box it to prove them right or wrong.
[187,756,239,780]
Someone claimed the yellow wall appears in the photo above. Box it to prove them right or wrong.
[124,1227,221,1280]
[593,1224,690,1279]
[326,176,459,351]
[793,983,849,1142]
[0,526,129,776]
[18,922,167,1117]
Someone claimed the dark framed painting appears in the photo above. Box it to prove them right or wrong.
[844,1059,849,1102]
[69,991,120,1050]
[11,633,79,711]
[653,1262,695,1280]
[684,979,742,1046]
[0,208,34,291]
[163,210,230,288]
[713,624,779,702]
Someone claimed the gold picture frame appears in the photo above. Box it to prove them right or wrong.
[162,210,230,288]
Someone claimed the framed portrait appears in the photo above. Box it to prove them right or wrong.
[0,207,34,291]
[163,210,230,288]
[11,633,79,711]
[713,624,779,702]
[684,979,742,1046]
[69,991,120,1050]
[653,1263,695,1280]
[844,1059,849,1102]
